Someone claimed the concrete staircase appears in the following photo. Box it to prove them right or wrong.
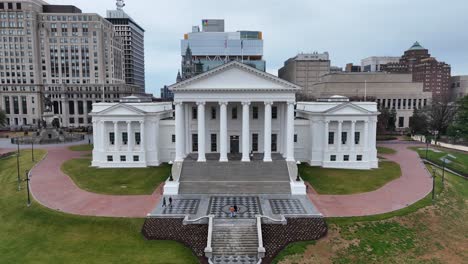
[179,160,291,194]
[210,220,259,264]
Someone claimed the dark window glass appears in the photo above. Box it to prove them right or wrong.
[344,155,349,161]
[13,96,19,114]
[135,132,141,144]
[211,107,216,119]
[120,155,126,162]
[328,132,334,144]
[294,134,298,143]
[133,155,139,162]
[357,155,363,161]
[252,106,258,119]
[21,96,27,114]
[68,101,75,115]
[4,97,10,114]
[355,132,360,144]
[271,134,277,152]
[252,133,258,152]
[341,132,347,144]
[122,132,128,144]
[272,106,278,119]
[192,134,198,152]
[211,134,217,152]
[192,107,197,119]
[330,155,336,161]
[107,155,113,162]
[109,132,115,145]
[171,134,175,143]
[398,117,404,127]
[232,107,237,119]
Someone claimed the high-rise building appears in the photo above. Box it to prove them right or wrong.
[361,56,400,72]
[106,0,145,91]
[278,52,331,98]
[450,75,468,101]
[0,0,141,129]
[382,42,451,99]
[177,19,265,81]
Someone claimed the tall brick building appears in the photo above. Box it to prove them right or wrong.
[383,42,451,99]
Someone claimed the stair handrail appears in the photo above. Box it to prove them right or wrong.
[183,214,213,224]
[255,215,266,259]
[255,214,287,224]
[205,215,215,258]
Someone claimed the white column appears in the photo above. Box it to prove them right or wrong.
[337,121,342,152]
[140,120,145,162]
[351,121,356,152]
[219,101,228,162]
[92,120,97,149]
[263,101,272,162]
[364,120,369,149]
[175,102,184,162]
[197,101,206,162]
[324,120,329,152]
[286,101,295,161]
[154,119,160,164]
[241,101,250,162]
[127,121,132,152]
[113,121,119,151]
[100,120,105,151]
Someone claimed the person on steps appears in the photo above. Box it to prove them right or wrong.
[233,204,238,217]
[229,206,235,218]
[162,197,166,208]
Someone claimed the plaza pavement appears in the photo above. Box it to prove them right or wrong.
[307,141,433,217]
[4,138,433,218]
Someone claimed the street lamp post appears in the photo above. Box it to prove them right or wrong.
[16,141,21,191]
[441,158,446,187]
[31,140,34,162]
[430,166,436,201]
[25,170,31,207]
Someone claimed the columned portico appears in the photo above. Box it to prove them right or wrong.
[241,101,250,162]
[219,101,228,162]
[263,101,272,162]
[197,101,206,162]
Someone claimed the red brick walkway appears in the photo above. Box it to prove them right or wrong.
[308,142,433,217]
[30,147,162,217]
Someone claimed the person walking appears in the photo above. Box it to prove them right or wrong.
[233,204,238,217]
[169,197,173,208]
[162,197,167,208]
[229,206,235,218]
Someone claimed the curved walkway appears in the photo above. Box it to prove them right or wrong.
[308,142,433,217]
[29,146,162,218]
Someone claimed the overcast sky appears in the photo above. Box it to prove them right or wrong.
[48,0,468,96]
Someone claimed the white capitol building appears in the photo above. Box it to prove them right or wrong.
[90,61,379,195]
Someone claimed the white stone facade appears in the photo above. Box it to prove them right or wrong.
[91,62,379,170]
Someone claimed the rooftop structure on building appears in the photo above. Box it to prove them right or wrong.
[278,52,331,98]
[106,0,145,91]
[178,19,265,81]
[361,56,400,72]
[382,41,451,99]
[450,75,468,101]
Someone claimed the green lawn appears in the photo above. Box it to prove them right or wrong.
[412,146,468,175]
[68,144,94,151]
[377,146,397,155]
[0,150,198,264]
[61,158,170,195]
[276,166,468,264]
[299,161,401,194]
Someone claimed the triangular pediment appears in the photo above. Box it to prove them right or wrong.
[325,103,372,115]
[169,61,301,91]
[97,103,146,116]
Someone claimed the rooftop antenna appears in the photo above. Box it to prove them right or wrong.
[116,0,125,10]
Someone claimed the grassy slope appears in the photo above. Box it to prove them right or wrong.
[68,144,94,151]
[62,158,170,195]
[377,146,397,155]
[412,146,468,175]
[299,161,401,194]
[0,150,198,264]
[276,166,468,264]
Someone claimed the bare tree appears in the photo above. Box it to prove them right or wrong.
[424,98,457,136]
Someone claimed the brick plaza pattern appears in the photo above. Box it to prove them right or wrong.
[207,196,262,218]
[161,199,200,215]
[269,199,307,215]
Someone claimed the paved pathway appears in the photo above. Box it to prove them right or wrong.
[29,146,162,218]
[308,142,433,217]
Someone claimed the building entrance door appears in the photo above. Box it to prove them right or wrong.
[230,135,239,154]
